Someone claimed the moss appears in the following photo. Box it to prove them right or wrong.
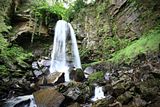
[0,37,32,77]
[108,26,160,64]
[117,91,133,104]
[88,71,104,84]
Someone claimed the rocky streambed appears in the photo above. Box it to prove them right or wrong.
[0,53,160,107]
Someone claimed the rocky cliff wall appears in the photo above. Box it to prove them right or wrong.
[72,0,160,51]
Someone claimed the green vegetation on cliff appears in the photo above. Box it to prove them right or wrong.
[0,0,32,77]
[109,26,160,63]
[0,36,32,77]
[31,0,86,22]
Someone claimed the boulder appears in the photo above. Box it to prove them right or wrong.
[69,68,85,82]
[33,88,65,107]
[84,67,95,78]
[67,102,80,107]
[92,98,110,107]
[62,82,92,103]
[132,97,147,107]
[38,72,65,85]
[116,91,133,104]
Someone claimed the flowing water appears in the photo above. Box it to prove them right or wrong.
[3,95,37,107]
[91,86,105,101]
[49,20,81,82]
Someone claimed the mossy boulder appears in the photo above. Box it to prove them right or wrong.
[57,82,92,103]
[117,91,133,104]
[69,68,85,82]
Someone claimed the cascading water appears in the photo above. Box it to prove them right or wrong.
[91,86,105,101]
[49,20,81,82]
[3,95,37,107]
[68,23,81,69]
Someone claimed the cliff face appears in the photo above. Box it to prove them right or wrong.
[72,0,160,62]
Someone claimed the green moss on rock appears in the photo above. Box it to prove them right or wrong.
[108,26,160,64]
[88,71,104,83]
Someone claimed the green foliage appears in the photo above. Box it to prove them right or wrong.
[0,36,32,77]
[32,1,69,21]
[101,36,131,60]
[0,65,8,77]
[88,71,104,83]
[31,0,86,22]
[108,26,160,64]
[67,0,86,20]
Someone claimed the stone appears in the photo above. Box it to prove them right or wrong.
[38,72,65,85]
[32,62,39,69]
[147,96,160,107]
[67,102,80,107]
[92,98,110,107]
[37,59,50,67]
[69,68,85,82]
[117,91,133,104]
[103,84,113,95]
[132,97,147,107]
[33,88,65,107]
[140,63,153,71]
[33,70,43,77]
[64,87,81,100]
[62,82,92,103]
[112,84,125,97]
[84,67,95,78]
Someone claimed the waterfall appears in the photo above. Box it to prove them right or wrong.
[91,86,105,101]
[49,20,81,81]
[68,23,81,69]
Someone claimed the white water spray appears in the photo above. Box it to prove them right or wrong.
[49,20,81,81]
[4,95,37,107]
[91,86,105,101]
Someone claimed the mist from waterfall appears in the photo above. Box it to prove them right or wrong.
[49,20,81,81]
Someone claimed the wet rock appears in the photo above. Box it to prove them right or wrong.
[67,102,80,107]
[33,70,43,77]
[64,87,81,100]
[116,91,133,104]
[38,72,65,85]
[33,88,65,107]
[92,98,110,107]
[112,84,125,97]
[62,82,92,103]
[37,59,50,67]
[84,67,95,78]
[103,84,113,95]
[140,63,153,71]
[132,97,147,107]
[17,61,31,69]
[32,62,39,69]
[148,96,160,107]
[3,95,36,107]
[139,85,158,101]
[150,70,160,78]
[69,68,85,82]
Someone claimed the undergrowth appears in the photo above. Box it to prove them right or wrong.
[108,26,160,64]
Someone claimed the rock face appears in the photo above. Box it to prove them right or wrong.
[72,0,160,62]
[33,88,65,107]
